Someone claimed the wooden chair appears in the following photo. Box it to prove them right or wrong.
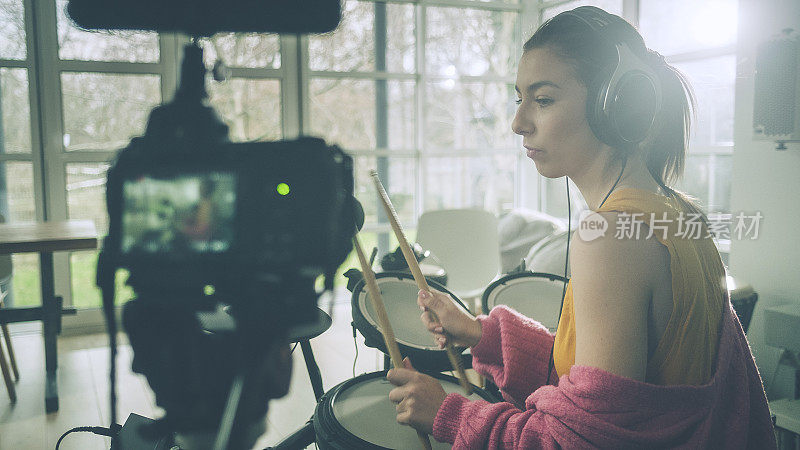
[0,253,18,403]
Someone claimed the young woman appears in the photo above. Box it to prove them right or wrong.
[386,6,775,448]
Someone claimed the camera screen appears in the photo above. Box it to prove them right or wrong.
[121,172,237,256]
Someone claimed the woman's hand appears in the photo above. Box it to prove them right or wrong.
[387,358,447,435]
[418,289,482,348]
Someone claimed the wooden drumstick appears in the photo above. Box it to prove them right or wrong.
[353,235,433,450]
[370,170,473,395]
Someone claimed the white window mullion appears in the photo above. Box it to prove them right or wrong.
[281,34,301,139]
[159,32,183,103]
[416,2,426,216]
[19,0,42,222]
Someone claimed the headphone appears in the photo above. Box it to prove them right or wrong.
[560,6,662,147]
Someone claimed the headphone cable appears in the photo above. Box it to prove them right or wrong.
[545,159,626,386]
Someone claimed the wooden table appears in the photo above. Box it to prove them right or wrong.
[0,220,98,412]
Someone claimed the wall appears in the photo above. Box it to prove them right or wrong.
[730,0,800,399]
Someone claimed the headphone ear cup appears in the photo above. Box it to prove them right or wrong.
[608,72,659,143]
[587,69,617,147]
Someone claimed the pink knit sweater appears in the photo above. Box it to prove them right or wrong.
[432,304,776,449]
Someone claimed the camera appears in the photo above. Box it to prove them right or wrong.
[105,135,356,303]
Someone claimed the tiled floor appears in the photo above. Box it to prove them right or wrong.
[0,294,387,450]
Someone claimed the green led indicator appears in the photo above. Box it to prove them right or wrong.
[276,183,290,196]
[204,285,215,296]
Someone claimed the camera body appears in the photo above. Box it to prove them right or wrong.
[104,135,355,295]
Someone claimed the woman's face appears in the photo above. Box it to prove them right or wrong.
[512,47,606,179]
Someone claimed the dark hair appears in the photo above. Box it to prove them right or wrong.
[524,9,705,216]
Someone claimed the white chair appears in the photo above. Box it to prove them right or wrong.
[525,229,572,278]
[416,209,501,305]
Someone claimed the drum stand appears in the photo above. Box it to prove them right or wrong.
[267,419,315,450]
[288,307,332,402]
[265,308,331,449]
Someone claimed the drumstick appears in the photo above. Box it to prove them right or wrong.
[370,170,473,395]
[353,235,433,450]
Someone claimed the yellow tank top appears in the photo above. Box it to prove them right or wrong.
[552,188,726,385]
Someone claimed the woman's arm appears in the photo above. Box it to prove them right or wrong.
[418,291,558,404]
[471,306,559,404]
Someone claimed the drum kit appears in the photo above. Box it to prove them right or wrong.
[273,271,569,449]
[270,174,569,449]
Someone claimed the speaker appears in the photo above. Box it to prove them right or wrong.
[753,31,800,141]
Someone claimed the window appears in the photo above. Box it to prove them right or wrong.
[640,0,737,213]
[309,0,522,268]
[5,0,523,319]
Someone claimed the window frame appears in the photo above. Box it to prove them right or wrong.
[8,0,526,332]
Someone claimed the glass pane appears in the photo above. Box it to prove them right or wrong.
[70,251,134,308]
[639,0,737,55]
[61,73,161,151]
[355,156,416,227]
[423,153,516,214]
[426,7,518,77]
[310,78,375,149]
[425,81,516,150]
[676,154,711,210]
[386,3,415,73]
[207,77,282,142]
[201,33,281,69]
[66,163,110,234]
[310,0,374,72]
[9,253,39,307]
[1,161,38,308]
[387,81,415,149]
[541,0,623,21]
[0,0,26,60]
[0,161,35,222]
[57,0,159,62]
[674,56,736,148]
[711,154,732,213]
[1,68,31,153]
[310,79,415,150]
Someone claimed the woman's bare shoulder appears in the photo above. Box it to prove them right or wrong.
[569,211,670,380]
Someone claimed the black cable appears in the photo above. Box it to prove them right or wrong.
[546,179,571,386]
[545,160,627,386]
[55,424,121,450]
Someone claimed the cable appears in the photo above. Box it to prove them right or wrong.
[55,424,121,450]
[546,178,571,386]
[545,160,627,386]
